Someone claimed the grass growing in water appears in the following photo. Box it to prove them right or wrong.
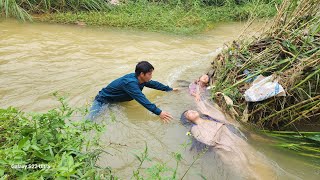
[263,130,320,167]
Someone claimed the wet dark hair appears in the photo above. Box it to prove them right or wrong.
[180,110,193,127]
[190,139,212,152]
[206,73,211,86]
[180,110,213,152]
[135,61,154,76]
[180,110,220,128]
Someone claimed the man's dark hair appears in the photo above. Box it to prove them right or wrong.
[135,61,154,76]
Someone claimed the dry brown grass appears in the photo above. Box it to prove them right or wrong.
[210,0,320,130]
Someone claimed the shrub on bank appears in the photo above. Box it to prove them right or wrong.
[0,94,113,179]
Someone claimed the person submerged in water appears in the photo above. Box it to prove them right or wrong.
[189,74,210,101]
[187,73,233,125]
[180,110,277,179]
[89,61,178,122]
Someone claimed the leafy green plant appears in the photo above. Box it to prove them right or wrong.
[0,93,114,179]
[130,140,207,179]
[132,142,151,179]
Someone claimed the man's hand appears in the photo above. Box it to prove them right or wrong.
[159,111,173,123]
[172,88,179,91]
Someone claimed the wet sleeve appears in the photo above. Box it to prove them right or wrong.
[123,81,162,115]
[189,83,197,95]
[144,80,173,91]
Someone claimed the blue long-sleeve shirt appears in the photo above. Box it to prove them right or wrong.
[96,73,173,115]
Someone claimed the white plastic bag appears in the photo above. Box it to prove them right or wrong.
[244,75,286,102]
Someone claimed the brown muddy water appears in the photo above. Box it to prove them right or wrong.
[0,19,319,179]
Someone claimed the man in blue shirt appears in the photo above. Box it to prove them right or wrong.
[89,61,177,122]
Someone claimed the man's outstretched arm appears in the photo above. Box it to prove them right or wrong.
[123,82,173,122]
[123,81,161,114]
[145,80,173,91]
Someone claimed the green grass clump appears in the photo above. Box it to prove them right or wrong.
[42,1,277,34]
[1,0,278,34]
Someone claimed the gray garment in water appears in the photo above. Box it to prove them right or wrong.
[180,111,247,152]
[180,111,246,140]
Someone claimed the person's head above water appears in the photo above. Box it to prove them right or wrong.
[196,74,210,87]
[184,110,200,122]
[180,110,212,151]
[200,74,209,84]
[135,61,154,83]
[180,110,202,127]
[180,110,219,127]
[194,74,210,87]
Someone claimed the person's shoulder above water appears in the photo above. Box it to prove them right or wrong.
[122,73,139,84]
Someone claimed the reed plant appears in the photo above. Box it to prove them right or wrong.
[0,0,110,20]
[210,0,319,130]
[264,131,320,160]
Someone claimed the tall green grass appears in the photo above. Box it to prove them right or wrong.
[0,0,110,20]
[41,1,277,34]
[263,131,320,160]
[0,0,31,20]
[0,0,278,34]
